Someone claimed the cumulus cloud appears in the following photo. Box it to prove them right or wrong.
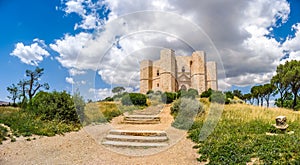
[10,39,49,66]
[52,0,298,93]
[65,77,75,84]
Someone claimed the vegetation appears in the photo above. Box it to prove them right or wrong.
[30,91,80,124]
[188,103,300,164]
[0,106,80,138]
[161,92,177,104]
[7,67,49,106]
[171,98,203,130]
[121,93,147,106]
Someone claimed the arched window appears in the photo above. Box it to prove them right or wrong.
[157,83,159,87]
[157,70,159,76]
[180,85,187,91]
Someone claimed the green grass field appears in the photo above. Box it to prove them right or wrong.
[189,103,300,164]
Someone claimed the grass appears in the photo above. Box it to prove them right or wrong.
[0,107,81,141]
[83,101,147,125]
[188,103,300,164]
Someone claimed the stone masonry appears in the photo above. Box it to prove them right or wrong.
[140,48,218,94]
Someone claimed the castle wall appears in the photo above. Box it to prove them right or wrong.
[206,61,218,90]
[140,60,153,94]
[191,51,207,94]
[140,49,217,94]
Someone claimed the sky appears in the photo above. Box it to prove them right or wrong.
[1,0,300,102]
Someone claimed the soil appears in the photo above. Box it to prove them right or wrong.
[0,105,202,164]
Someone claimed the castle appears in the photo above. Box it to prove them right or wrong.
[140,49,217,94]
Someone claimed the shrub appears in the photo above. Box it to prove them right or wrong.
[209,91,225,104]
[31,91,80,123]
[179,88,199,99]
[161,92,177,104]
[121,93,147,106]
[171,98,203,130]
[200,88,212,98]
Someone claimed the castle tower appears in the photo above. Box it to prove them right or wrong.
[159,49,177,92]
[206,61,218,90]
[140,60,153,94]
[190,51,207,94]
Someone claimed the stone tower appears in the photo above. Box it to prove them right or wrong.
[140,48,217,94]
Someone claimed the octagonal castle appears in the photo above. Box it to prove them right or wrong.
[140,49,217,94]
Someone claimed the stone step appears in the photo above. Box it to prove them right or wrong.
[102,141,168,148]
[122,120,160,124]
[124,115,160,120]
[105,134,168,143]
[108,130,167,137]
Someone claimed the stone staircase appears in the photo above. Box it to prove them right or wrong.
[122,115,160,124]
[102,129,168,147]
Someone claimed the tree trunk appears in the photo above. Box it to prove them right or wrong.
[292,91,297,110]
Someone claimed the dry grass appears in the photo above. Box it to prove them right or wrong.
[224,104,300,123]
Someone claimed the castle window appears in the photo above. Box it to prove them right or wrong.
[182,66,185,72]
[157,83,159,87]
[157,70,159,76]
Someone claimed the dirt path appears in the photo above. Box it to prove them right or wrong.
[0,105,201,164]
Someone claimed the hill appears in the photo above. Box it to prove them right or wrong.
[189,103,300,164]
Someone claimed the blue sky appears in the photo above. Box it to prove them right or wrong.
[1,0,300,102]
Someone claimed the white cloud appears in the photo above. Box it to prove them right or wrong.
[65,77,75,84]
[89,88,111,100]
[10,40,50,66]
[69,68,86,76]
[54,0,297,92]
[64,0,86,15]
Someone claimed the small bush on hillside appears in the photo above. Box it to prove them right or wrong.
[161,92,177,104]
[121,93,147,106]
[171,98,203,130]
[31,91,80,123]
[209,91,226,104]
[200,88,212,98]
[178,88,199,99]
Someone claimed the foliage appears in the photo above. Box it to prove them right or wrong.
[7,84,18,106]
[72,90,86,122]
[30,91,80,123]
[200,88,212,98]
[209,91,225,104]
[188,104,300,164]
[0,107,80,137]
[161,92,177,104]
[178,88,199,99]
[0,125,8,144]
[121,93,147,106]
[102,97,114,102]
[112,86,125,95]
[171,98,203,130]
[272,60,300,110]
[25,67,50,101]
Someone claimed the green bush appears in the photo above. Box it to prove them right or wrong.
[171,98,203,130]
[161,92,177,104]
[31,91,80,123]
[209,91,226,104]
[121,93,147,106]
[200,88,212,98]
[178,88,199,99]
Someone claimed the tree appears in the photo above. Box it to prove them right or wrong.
[274,60,300,110]
[112,86,125,95]
[262,83,275,108]
[251,86,260,106]
[7,84,18,106]
[233,90,243,99]
[26,67,49,101]
[243,93,253,104]
[271,74,290,108]
[17,80,27,105]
